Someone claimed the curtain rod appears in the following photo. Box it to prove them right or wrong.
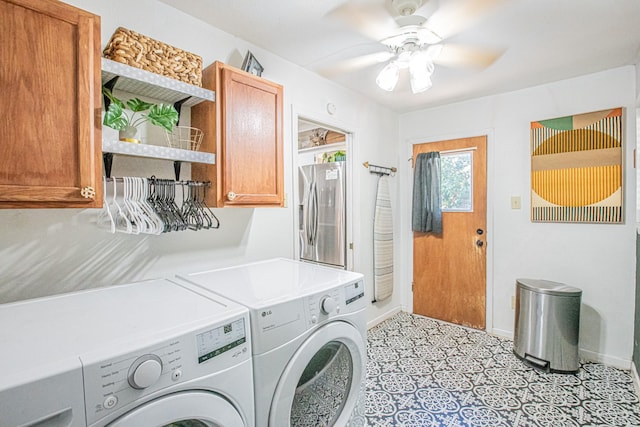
[440,146,477,154]
[408,146,477,162]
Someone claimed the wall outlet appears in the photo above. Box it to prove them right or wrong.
[511,296,516,309]
[510,196,521,210]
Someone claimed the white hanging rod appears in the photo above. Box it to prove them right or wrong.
[103,176,210,186]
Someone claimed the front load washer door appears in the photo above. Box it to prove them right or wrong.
[269,321,365,427]
[108,391,245,427]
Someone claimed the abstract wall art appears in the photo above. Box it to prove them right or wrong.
[530,108,623,223]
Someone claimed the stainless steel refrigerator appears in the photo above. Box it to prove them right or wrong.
[298,162,346,268]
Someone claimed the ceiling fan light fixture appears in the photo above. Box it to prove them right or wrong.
[397,50,413,66]
[410,70,433,94]
[409,50,435,76]
[409,51,434,94]
[376,61,400,91]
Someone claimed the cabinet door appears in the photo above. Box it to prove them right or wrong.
[0,0,102,208]
[191,62,284,208]
[220,67,284,207]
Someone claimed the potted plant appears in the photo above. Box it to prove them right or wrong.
[102,87,179,143]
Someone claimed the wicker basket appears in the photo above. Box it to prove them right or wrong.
[165,126,204,151]
[103,27,202,87]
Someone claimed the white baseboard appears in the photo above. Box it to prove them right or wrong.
[579,348,632,370]
[489,329,632,370]
[491,328,513,340]
[632,362,640,398]
[367,306,402,329]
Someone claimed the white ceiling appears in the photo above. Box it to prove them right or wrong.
[158,0,640,113]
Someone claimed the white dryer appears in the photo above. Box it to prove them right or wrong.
[176,258,367,427]
[0,279,254,427]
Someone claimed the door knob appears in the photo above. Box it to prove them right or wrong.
[476,228,484,235]
[227,191,237,201]
[476,240,484,247]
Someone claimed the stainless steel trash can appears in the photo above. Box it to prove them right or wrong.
[513,278,582,373]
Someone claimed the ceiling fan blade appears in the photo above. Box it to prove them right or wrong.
[433,44,505,69]
[426,0,507,40]
[326,1,399,41]
[318,51,395,78]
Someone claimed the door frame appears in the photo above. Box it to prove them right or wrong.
[291,108,357,272]
[403,129,495,333]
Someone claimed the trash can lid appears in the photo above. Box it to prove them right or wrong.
[516,278,582,296]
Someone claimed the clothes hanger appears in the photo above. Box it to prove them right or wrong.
[197,182,219,229]
[97,177,116,233]
[140,177,163,235]
[111,177,134,234]
[134,177,162,235]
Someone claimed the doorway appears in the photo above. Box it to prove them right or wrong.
[412,135,487,330]
[294,117,354,271]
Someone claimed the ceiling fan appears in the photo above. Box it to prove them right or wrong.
[326,0,505,94]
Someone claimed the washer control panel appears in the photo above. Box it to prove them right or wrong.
[306,280,365,326]
[81,315,249,425]
[249,279,366,355]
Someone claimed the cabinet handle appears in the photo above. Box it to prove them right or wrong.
[81,186,96,199]
[227,191,237,201]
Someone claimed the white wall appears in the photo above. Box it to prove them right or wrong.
[0,0,404,323]
[400,66,637,367]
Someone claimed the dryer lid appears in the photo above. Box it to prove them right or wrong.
[177,258,364,309]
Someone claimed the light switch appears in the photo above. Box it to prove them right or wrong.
[511,196,521,210]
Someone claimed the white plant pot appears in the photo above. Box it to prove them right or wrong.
[119,125,140,144]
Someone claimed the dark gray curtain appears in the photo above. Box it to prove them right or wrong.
[412,152,442,234]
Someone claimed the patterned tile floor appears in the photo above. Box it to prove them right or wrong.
[364,312,640,427]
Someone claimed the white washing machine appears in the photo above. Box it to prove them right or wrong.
[0,278,255,427]
[176,258,367,427]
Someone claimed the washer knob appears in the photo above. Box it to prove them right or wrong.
[128,355,163,389]
[321,297,337,315]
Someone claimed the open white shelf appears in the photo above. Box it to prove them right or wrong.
[101,58,214,107]
[298,143,346,154]
[103,140,215,164]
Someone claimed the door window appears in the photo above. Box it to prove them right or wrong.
[441,150,473,212]
[290,341,353,426]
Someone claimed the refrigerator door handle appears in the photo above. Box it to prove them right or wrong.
[311,181,319,246]
[306,181,316,246]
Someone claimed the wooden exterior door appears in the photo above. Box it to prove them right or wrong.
[413,136,487,329]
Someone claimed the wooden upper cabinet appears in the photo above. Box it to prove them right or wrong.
[0,0,102,208]
[191,62,284,207]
